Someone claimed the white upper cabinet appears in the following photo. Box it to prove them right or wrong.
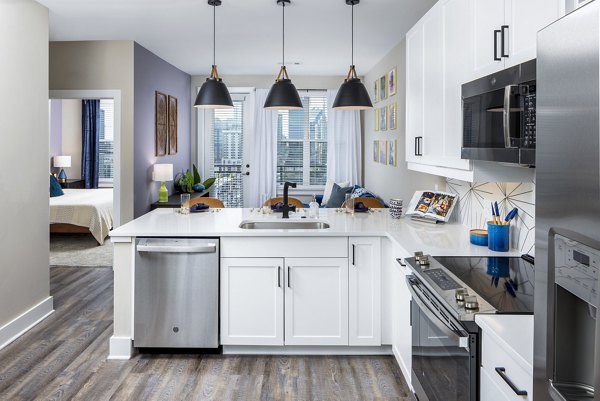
[405,0,564,181]
[406,26,424,165]
[472,0,507,78]
[504,0,564,67]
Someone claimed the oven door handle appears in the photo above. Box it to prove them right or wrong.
[406,277,469,348]
[503,85,517,149]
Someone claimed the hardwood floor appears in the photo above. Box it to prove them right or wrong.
[0,267,411,401]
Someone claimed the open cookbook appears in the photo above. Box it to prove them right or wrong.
[405,190,458,223]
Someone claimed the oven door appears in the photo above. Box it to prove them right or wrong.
[407,275,477,401]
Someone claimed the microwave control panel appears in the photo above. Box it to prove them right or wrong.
[521,84,536,149]
[554,234,599,306]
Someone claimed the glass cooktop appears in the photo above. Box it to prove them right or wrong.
[433,256,535,314]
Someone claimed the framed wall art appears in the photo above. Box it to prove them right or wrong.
[379,140,388,165]
[379,75,387,100]
[388,67,397,97]
[155,91,168,156]
[168,95,178,155]
[389,102,397,130]
[373,140,379,162]
[380,106,387,131]
[388,140,397,167]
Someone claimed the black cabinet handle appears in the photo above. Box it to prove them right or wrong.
[352,244,356,266]
[287,266,291,288]
[409,300,413,326]
[278,266,281,288]
[415,137,423,156]
[244,172,250,176]
[494,29,502,61]
[501,25,509,58]
[495,367,528,396]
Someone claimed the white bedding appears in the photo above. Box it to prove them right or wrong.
[50,189,114,244]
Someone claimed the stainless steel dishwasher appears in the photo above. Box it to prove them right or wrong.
[134,238,219,348]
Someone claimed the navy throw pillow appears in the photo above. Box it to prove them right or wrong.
[50,175,64,197]
[325,183,353,208]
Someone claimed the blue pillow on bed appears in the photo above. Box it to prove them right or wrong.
[50,175,64,197]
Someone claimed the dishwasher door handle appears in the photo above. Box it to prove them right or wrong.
[137,243,217,253]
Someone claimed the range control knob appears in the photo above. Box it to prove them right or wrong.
[464,295,479,310]
[455,288,469,302]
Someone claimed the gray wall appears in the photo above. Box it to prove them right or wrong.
[134,43,191,217]
[0,0,51,328]
[49,99,62,172]
[50,40,135,223]
[363,40,444,204]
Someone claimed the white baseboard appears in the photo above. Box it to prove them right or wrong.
[223,345,393,356]
[392,345,413,392]
[0,296,54,351]
[108,336,134,359]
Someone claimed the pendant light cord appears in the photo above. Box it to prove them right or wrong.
[282,1,285,67]
[213,2,216,66]
[351,3,354,67]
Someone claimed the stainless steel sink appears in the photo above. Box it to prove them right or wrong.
[239,221,330,230]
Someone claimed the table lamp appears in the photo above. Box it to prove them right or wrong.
[53,155,71,183]
[152,164,173,203]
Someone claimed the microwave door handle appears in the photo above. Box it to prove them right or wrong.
[406,278,466,342]
[503,85,513,148]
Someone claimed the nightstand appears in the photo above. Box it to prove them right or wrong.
[59,179,85,189]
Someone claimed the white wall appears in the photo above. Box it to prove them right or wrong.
[363,40,444,204]
[0,0,52,331]
[61,99,82,179]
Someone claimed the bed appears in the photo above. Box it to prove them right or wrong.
[50,188,114,245]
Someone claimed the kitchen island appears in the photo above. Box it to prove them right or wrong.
[109,207,519,377]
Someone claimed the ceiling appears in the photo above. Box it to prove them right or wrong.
[36,0,436,76]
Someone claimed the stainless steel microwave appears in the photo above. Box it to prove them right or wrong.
[462,60,536,166]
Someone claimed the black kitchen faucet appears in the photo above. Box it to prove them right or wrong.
[282,182,297,219]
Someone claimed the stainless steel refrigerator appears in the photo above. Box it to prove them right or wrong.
[535,1,600,400]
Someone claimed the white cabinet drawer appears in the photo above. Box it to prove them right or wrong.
[481,331,532,401]
[481,367,512,401]
[221,237,348,258]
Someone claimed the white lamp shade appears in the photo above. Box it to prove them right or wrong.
[53,155,71,168]
[152,164,173,182]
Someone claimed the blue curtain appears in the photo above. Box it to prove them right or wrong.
[82,100,100,189]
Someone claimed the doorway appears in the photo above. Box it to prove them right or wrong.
[200,90,254,207]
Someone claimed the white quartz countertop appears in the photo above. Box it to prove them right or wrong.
[475,314,534,372]
[111,208,520,257]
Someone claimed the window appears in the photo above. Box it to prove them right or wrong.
[277,92,328,187]
[98,99,114,186]
[208,98,245,207]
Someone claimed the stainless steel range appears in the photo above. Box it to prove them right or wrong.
[403,253,535,401]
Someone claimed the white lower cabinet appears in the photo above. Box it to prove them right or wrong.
[284,258,349,346]
[220,237,384,348]
[349,237,381,346]
[392,255,413,386]
[220,258,284,346]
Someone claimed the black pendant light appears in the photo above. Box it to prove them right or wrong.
[194,0,233,109]
[333,0,373,110]
[264,0,303,110]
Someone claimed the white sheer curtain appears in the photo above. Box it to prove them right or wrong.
[249,89,278,207]
[326,89,362,185]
